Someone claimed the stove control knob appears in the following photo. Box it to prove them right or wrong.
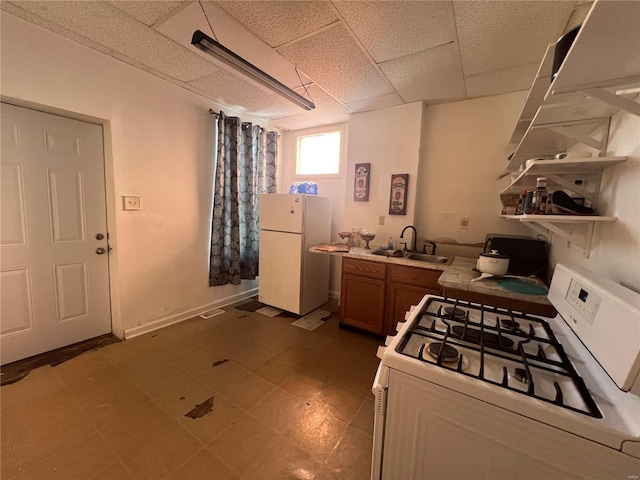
[404,311,412,320]
[396,322,405,332]
[376,346,387,359]
[384,335,394,346]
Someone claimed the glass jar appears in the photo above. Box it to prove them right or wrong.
[532,177,548,215]
[349,228,362,247]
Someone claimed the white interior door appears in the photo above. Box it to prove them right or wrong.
[1,103,111,365]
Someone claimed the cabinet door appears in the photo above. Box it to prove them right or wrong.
[386,283,438,335]
[340,273,386,334]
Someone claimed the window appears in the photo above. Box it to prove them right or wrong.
[296,130,341,175]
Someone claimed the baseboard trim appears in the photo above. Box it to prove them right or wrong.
[123,288,258,339]
[329,290,340,301]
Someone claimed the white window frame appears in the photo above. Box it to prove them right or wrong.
[294,124,346,179]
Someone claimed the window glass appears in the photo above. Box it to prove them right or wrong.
[297,131,341,175]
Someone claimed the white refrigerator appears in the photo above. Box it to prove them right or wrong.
[258,194,331,315]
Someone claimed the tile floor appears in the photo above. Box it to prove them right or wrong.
[1,299,382,480]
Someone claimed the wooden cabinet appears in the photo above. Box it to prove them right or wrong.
[340,258,387,334]
[340,258,442,336]
[386,265,441,335]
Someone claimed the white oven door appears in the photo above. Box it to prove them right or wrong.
[371,362,389,480]
[381,369,639,480]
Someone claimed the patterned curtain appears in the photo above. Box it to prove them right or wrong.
[209,112,278,286]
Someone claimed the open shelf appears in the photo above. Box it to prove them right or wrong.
[502,214,615,223]
[502,156,627,193]
[506,1,640,172]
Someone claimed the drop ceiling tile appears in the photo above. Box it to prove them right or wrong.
[295,85,351,125]
[465,62,539,98]
[269,114,320,131]
[346,93,404,113]
[380,42,466,103]
[334,1,454,63]
[189,70,302,119]
[1,2,113,56]
[564,2,594,33]
[453,1,575,76]
[108,1,187,27]
[9,1,216,82]
[278,23,394,104]
[215,1,338,48]
[156,1,311,93]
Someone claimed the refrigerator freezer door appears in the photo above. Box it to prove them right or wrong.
[260,194,304,233]
[258,229,302,313]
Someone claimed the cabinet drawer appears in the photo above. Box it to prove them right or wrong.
[389,265,441,289]
[342,257,387,280]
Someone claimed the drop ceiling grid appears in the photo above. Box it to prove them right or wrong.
[333,0,456,64]
[295,84,351,125]
[277,23,395,105]
[346,93,405,114]
[108,1,187,27]
[156,1,315,94]
[453,0,576,76]
[380,43,466,103]
[9,0,216,83]
[465,62,539,99]
[215,0,339,48]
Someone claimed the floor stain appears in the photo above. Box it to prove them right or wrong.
[184,396,214,419]
[1,334,121,386]
[212,359,228,367]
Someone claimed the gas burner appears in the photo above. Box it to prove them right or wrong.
[501,319,520,330]
[426,342,460,363]
[443,307,466,319]
[513,368,529,384]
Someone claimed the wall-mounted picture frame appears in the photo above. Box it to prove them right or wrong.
[353,163,370,202]
[389,174,408,215]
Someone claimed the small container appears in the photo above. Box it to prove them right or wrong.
[387,237,393,249]
[524,190,534,215]
[532,177,548,215]
[349,229,361,247]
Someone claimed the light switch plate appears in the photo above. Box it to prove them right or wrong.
[123,195,141,210]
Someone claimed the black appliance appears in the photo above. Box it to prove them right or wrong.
[483,234,548,279]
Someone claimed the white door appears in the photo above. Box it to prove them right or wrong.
[259,194,304,233]
[1,103,111,365]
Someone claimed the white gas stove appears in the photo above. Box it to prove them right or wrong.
[372,263,640,479]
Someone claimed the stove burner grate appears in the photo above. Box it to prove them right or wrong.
[451,325,515,350]
[426,342,459,363]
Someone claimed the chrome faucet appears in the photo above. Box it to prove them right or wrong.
[400,225,418,252]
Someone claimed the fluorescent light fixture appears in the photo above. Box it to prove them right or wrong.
[191,30,315,111]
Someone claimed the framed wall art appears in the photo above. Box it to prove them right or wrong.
[389,174,408,215]
[353,163,370,202]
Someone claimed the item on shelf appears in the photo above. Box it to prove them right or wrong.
[515,190,527,215]
[551,25,581,80]
[548,190,596,215]
[523,190,534,214]
[532,177,548,215]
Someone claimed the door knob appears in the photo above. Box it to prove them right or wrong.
[96,247,106,255]
[96,233,105,240]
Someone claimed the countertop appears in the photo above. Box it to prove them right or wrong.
[310,246,554,309]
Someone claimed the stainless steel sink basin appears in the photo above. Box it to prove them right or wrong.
[406,253,452,265]
[369,249,452,265]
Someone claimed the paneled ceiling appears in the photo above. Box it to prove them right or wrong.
[2,1,592,131]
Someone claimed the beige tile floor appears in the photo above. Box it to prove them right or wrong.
[1,299,382,480]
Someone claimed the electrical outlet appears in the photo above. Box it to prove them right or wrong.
[378,215,385,225]
[459,217,469,229]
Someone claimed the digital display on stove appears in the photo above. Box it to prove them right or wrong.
[578,288,589,302]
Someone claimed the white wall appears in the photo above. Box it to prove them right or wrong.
[281,102,424,296]
[415,91,531,258]
[548,100,640,293]
[1,13,281,337]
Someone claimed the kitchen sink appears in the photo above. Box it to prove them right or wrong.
[406,253,452,265]
[369,249,452,265]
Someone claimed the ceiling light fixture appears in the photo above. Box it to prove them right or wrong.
[191,30,315,111]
